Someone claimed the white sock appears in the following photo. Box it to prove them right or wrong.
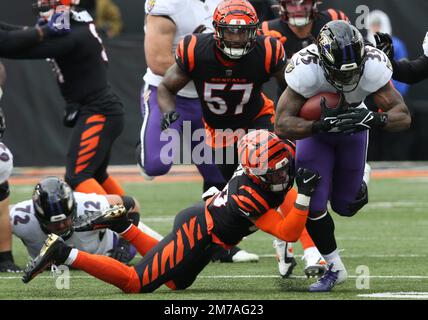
[322,249,345,271]
[64,248,78,266]
[303,246,321,259]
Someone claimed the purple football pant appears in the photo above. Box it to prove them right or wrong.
[139,85,225,188]
[296,131,368,216]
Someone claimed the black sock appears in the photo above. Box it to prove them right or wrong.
[306,212,337,255]
[0,251,13,263]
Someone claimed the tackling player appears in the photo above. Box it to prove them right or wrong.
[10,176,150,263]
[375,31,428,84]
[0,0,126,197]
[275,20,411,292]
[22,130,322,293]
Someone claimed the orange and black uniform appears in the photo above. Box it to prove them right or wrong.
[261,9,349,99]
[132,169,286,293]
[0,14,124,195]
[175,33,286,180]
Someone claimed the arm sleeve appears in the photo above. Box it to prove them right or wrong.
[0,33,76,59]
[0,28,42,55]
[255,206,308,242]
[392,55,428,84]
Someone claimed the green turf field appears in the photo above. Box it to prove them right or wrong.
[1,177,428,300]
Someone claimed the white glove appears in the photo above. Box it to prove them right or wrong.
[202,186,220,201]
[423,31,428,57]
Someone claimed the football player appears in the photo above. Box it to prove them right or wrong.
[275,20,411,292]
[0,62,22,273]
[158,0,287,181]
[22,130,322,293]
[260,0,348,100]
[374,31,428,84]
[159,0,325,275]
[0,0,126,197]
[141,0,257,263]
[10,176,155,263]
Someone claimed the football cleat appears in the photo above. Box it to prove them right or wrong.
[231,250,259,263]
[74,204,128,232]
[303,249,327,278]
[273,239,297,278]
[308,264,348,292]
[211,246,259,263]
[22,234,69,284]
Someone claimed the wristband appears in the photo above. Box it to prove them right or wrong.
[296,194,311,207]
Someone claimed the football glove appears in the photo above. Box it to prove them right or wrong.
[295,168,321,198]
[161,111,180,131]
[108,238,135,264]
[346,182,368,216]
[336,108,388,134]
[312,95,346,134]
[0,260,22,273]
[374,32,394,61]
[423,31,428,58]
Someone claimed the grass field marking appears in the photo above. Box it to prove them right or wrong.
[357,292,428,299]
[2,275,428,280]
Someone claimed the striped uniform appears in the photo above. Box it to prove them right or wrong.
[175,33,286,180]
[132,167,286,293]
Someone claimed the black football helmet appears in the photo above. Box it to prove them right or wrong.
[32,177,77,239]
[317,20,366,92]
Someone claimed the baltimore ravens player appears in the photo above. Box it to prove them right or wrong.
[22,130,322,293]
[275,20,411,292]
[261,0,348,100]
[10,176,150,263]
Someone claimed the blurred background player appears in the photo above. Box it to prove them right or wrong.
[275,20,411,292]
[375,31,428,84]
[79,0,123,38]
[141,0,258,263]
[0,62,20,272]
[23,130,323,293]
[366,10,409,96]
[0,0,126,197]
[261,0,349,102]
[10,176,150,263]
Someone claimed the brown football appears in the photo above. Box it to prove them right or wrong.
[299,92,340,121]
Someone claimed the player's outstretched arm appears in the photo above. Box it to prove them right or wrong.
[157,63,190,114]
[275,87,313,140]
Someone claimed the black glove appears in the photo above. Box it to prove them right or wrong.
[108,238,134,264]
[336,108,388,134]
[312,95,346,134]
[374,32,394,61]
[0,260,22,273]
[161,111,180,131]
[295,168,321,197]
[347,182,368,216]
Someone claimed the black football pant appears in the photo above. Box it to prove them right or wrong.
[133,202,216,293]
[65,111,124,188]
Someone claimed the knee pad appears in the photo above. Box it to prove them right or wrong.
[333,182,368,217]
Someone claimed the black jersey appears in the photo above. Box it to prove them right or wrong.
[175,33,286,129]
[0,12,122,115]
[261,9,349,59]
[207,167,285,246]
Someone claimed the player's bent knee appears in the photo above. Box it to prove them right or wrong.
[308,210,328,220]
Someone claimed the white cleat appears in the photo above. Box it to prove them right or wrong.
[303,247,327,278]
[231,250,259,263]
[273,239,296,278]
[137,164,154,181]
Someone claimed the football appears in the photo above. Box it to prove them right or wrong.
[299,92,340,120]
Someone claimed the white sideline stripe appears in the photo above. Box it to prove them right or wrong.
[258,254,427,258]
[357,292,428,299]
[2,275,428,280]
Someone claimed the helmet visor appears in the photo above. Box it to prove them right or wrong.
[217,24,258,58]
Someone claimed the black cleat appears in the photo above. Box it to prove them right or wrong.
[22,234,69,284]
[74,204,129,232]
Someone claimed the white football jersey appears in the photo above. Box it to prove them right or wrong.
[143,0,221,98]
[10,192,117,259]
[284,44,393,105]
[0,142,13,183]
